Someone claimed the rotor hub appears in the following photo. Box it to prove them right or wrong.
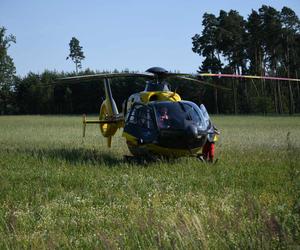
[146,67,168,75]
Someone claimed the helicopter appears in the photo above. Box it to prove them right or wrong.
[58,66,300,160]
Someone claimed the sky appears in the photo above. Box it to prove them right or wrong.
[1,0,300,76]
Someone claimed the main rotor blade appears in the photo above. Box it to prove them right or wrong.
[176,76,231,91]
[165,72,193,77]
[57,72,154,83]
[199,73,300,83]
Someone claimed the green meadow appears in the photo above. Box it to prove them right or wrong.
[0,115,299,249]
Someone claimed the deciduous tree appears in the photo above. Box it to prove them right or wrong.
[0,26,16,114]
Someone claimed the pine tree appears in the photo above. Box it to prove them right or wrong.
[66,37,85,74]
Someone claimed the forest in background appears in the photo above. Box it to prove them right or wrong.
[0,5,300,115]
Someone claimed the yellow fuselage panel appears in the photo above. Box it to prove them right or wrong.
[139,91,181,104]
[122,132,202,157]
[146,144,202,157]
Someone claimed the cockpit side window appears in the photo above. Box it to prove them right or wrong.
[181,103,202,124]
[179,101,211,130]
[200,104,210,120]
[186,107,200,122]
[127,104,155,130]
[198,104,211,128]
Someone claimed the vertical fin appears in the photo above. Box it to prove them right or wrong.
[104,78,119,115]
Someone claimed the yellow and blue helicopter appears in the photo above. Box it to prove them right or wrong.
[58,66,300,159]
[59,67,225,159]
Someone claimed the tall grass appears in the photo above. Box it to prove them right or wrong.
[0,115,299,249]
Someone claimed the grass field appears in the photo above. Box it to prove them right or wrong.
[0,115,299,249]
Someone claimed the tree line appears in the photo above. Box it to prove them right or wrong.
[0,5,300,115]
[192,5,300,114]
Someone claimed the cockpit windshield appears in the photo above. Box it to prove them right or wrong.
[144,82,170,92]
[153,101,210,131]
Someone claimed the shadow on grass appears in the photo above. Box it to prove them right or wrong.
[34,148,182,167]
[28,147,124,167]
[3,146,188,167]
